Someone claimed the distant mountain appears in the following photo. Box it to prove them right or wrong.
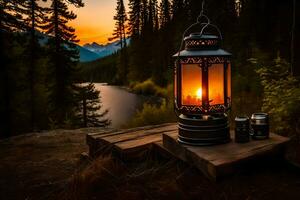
[83,38,130,59]
[77,46,103,62]
[83,42,104,50]
[35,32,125,62]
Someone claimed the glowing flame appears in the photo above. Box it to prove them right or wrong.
[196,88,202,99]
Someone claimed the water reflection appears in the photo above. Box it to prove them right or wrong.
[93,83,144,128]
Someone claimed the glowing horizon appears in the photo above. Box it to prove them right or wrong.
[40,0,128,46]
[68,0,129,45]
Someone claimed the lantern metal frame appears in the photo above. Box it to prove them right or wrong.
[173,15,232,146]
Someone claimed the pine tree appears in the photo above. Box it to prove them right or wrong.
[127,0,144,82]
[148,0,154,32]
[75,83,110,127]
[128,0,141,37]
[0,0,25,31]
[0,0,26,137]
[140,0,148,33]
[170,0,187,50]
[159,0,171,27]
[151,0,172,86]
[153,0,159,31]
[112,0,128,84]
[148,0,159,31]
[112,0,127,48]
[22,0,47,131]
[171,0,184,18]
[43,0,84,126]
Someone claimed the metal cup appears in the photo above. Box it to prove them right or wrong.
[235,116,250,143]
[251,113,269,140]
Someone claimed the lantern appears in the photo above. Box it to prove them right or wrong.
[173,32,232,146]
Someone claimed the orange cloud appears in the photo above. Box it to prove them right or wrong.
[40,0,129,46]
[68,0,129,46]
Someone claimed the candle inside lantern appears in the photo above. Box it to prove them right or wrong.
[181,64,202,106]
[181,63,226,106]
[196,88,202,99]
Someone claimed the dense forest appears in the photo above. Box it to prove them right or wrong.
[0,0,109,138]
[1,0,300,138]
[82,0,299,84]
[82,0,300,135]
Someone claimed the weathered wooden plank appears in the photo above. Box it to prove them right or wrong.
[90,123,176,140]
[115,130,178,154]
[87,123,177,157]
[98,124,177,144]
[184,133,289,165]
[153,134,182,159]
[163,131,290,181]
[86,129,116,147]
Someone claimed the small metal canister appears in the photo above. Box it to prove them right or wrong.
[235,116,250,143]
[251,113,269,140]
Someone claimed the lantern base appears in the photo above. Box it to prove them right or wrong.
[177,114,231,146]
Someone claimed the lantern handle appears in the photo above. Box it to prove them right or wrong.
[199,23,223,41]
[178,22,206,53]
[177,21,223,55]
[197,14,210,24]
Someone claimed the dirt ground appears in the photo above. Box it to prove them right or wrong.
[0,128,103,200]
[1,129,300,200]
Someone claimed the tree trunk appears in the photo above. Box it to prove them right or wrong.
[29,0,36,131]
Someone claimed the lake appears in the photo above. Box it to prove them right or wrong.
[93,83,144,128]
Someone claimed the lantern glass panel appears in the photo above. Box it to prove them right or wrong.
[227,63,231,102]
[208,63,224,105]
[181,64,202,106]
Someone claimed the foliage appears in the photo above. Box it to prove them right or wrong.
[126,83,175,128]
[43,0,84,126]
[75,83,111,127]
[0,0,107,138]
[112,0,128,84]
[124,99,176,128]
[22,0,49,131]
[130,79,169,97]
[79,53,118,84]
[0,1,27,137]
[256,57,300,136]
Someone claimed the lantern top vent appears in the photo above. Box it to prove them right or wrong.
[173,33,231,58]
[184,33,219,50]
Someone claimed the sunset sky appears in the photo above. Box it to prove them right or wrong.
[68,0,129,45]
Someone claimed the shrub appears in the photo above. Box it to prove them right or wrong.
[130,79,170,97]
[255,57,300,137]
[126,82,175,128]
[125,99,176,128]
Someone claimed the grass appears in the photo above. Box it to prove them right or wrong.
[63,153,189,200]
[61,148,300,200]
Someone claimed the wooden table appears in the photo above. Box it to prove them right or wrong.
[163,131,290,181]
[86,123,290,181]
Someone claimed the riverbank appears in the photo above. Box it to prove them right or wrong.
[93,84,145,128]
[93,82,168,128]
